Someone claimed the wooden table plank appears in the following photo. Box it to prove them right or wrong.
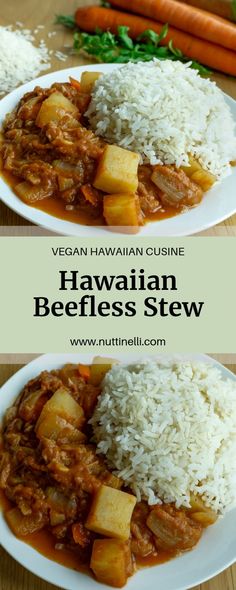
[0,361,236,590]
[0,0,235,232]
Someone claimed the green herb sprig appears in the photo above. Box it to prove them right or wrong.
[232,0,236,21]
[55,15,76,29]
[56,15,211,75]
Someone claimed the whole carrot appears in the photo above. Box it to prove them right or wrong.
[109,0,236,51]
[75,7,236,76]
[176,0,236,22]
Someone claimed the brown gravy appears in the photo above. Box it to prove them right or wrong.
[1,169,179,228]
[0,490,174,577]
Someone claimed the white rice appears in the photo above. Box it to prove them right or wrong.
[87,60,236,179]
[0,26,50,96]
[90,360,236,513]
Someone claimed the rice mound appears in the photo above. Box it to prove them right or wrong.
[90,361,236,513]
[86,60,236,179]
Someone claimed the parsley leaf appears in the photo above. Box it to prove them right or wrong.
[57,16,211,76]
[232,0,236,20]
[55,14,76,29]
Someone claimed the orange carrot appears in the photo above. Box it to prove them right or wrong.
[75,7,236,76]
[78,363,90,381]
[109,0,236,50]
[72,523,90,547]
[176,0,236,22]
[81,184,99,207]
[69,76,81,90]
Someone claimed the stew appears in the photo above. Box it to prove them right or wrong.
[0,361,217,587]
[0,74,214,232]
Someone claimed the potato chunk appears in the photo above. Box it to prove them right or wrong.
[189,494,207,512]
[181,156,216,192]
[36,91,78,128]
[94,145,140,194]
[189,494,217,527]
[190,511,217,527]
[36,413,86,443]
[90,356,119,386]
[103,194,140,231]
[190,169,216,192]
[90,539,130,587]
[37,387,84,429]
[86,485,136,540]
[80,71,101,93]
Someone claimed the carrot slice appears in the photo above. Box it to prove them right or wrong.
[81,184,99,207]
[69,77,81,90]
[78,364,91,381]
[72,523,90,546]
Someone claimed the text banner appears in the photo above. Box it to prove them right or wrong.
[0,237,235,353]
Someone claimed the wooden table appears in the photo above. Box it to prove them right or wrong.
[0,362,236,590]
[0,0,236,234]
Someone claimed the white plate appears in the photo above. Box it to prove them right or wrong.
[0,65,236,236]
[0,353,236,590]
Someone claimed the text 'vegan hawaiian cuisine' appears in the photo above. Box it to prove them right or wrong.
[1,60,236,231]
[1,359,236,587]
[87,60,236,179]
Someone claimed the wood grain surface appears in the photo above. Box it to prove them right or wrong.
[0,0,236,233]
[0,361,236,590]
